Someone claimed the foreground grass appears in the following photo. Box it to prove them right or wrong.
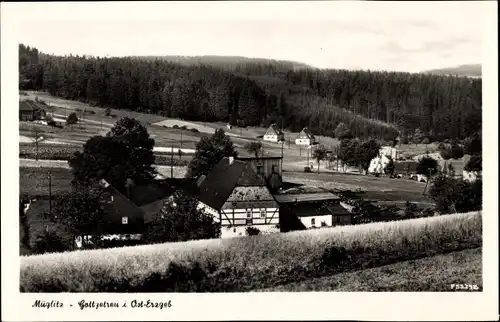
[20,212,481,292]
[257,247,482,292]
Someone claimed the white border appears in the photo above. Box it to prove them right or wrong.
[2,2,498,321]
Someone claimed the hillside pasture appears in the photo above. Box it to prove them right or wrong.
[20,211,482,292]
[258,247,482,292]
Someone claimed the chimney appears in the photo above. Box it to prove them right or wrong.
[229,156,234,165]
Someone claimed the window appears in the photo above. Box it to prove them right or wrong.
[122,217,128,224]
[246,209,252,218]
[257,165,264,175]
[272,165,277,173]
[233,228,236,233]
[311,218,316,226]
[260,208,266,218]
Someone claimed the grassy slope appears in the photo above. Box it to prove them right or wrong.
[20,212,481,292]
[258,247,482,292]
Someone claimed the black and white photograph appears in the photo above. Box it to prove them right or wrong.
[2,1,498,321]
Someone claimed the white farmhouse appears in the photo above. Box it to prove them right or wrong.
[368,146,397,174]
[263,124,285,143]
[463,170,480,182]
[196,157,280,238]
[295,127,316,146]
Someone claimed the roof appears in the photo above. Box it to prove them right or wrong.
[285,201,351,218]
[236,156,283,161]
[266,124,284,136]
[99,181,145,234]
[273,192,340,204]
[19,100,40,112]
[197,157,268,210]
[297,127,315,139]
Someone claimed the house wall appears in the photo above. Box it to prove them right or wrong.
[220,207,279,226]
[368,155,390,174]
[244,159,282,179]
[221,224,279,238]
[263,134,278,142]
[299,214,332,228]
[295,138,311,146]
[380,146,397,159]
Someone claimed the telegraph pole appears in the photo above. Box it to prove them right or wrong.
[170,147,174,178]
[48,170,52,215]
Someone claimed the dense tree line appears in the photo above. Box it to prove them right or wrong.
[19,44,481,141]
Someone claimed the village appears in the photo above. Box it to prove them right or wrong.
[19,94,482,247]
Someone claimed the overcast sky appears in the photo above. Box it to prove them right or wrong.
[9,1,489,73]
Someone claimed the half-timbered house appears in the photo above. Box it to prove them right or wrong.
[197,157,280,238]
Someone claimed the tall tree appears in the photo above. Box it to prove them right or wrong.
[312,144,328,174]
[187,129,237,178]
[245,141,263,157]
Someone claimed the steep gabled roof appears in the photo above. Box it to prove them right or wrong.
[266,124,284,136]
[19,100,39,112]
[297,127,315,139]
[197,157,267,210]
[95,179,146,234]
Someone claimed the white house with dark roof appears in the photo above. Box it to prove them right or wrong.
[263,124,285,143]
[196,157,280,238]
[295,127,316,146]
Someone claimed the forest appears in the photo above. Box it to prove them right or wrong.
[19,44,481,142]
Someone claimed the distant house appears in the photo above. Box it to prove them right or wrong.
[19,100,45,122]
[274,190,352,230]
[295,127,316,146]
[368,146,398,175]
[72,179,146,248]
[463,170,481,182]
[380,146,398,160]
[368,154,391,175]
[263,124,285,143]
[197,156,280,238]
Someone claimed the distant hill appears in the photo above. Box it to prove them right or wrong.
[423,64,481,78]
[131,55,314,71]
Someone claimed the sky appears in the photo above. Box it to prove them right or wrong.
[7,1,490,73]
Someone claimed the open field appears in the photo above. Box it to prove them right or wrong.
[257,247,482,292]
[20,211,481,292]
[20,167,73,197]
[19,92,341,168]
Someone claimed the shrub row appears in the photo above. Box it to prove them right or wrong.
[20,212,482,292]
[19,145,80,161]
[19,145,189,166]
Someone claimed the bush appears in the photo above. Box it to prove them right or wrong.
[172,125,179,129]
[180,125,188,130]
[246,227,261,236]
[32,230,71,255]
[21,212,482,292]
[190,128,199,133]
[304,166,312,173]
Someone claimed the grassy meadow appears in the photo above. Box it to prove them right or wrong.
[258,247,482,292]
[20,211,482,292]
